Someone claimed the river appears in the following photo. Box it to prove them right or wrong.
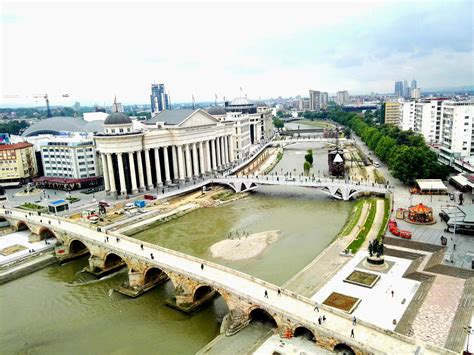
[0,142,353,354]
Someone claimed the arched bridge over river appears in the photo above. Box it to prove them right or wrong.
[1,208,451,355]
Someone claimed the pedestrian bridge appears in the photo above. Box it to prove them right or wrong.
[213,175,389,200]
[1,208,451,355]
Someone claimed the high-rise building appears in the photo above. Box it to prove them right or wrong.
[410,88,421,99]
[150,83,170,114]
[403,80,410,98]
[298,97,310,111]
[383,101,401,126]
[309,90,321,111]
[400,100,416,131]
[320,92,328,110]
[111,96,124,113]
[438,101,474,169]
[413,99,445,144]
[394,81,404,97]
[336,91,350,105]
[411,79,417,90]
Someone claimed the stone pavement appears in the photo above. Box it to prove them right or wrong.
[410,274,465,348]
[0,230,57,266]
[0,207,450,354]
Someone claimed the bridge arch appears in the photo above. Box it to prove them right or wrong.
[293,326,316,341]
[334,343,355,355]
[17,221,30,232]
[103,252,127,270]
[248,307,278,328]
[193,285,213,303]
[39,227,56,240]
[69,239,89,255]
[144,267,168,284]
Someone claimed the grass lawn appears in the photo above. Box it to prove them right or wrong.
[323,292,360,313]
[377,197,391,240]
[19,202,44,210]
[66,196,81,203]
[297,119,335,128]
[338,199,365,237]
[344,270,380,288]
[347,198,377,253]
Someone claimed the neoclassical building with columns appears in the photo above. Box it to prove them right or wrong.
[94,109,235,196]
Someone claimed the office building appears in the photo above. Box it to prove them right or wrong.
[150,83,170,114]
[383,101,401,126]
[0,142,37,186]
[336,91,350,105]
[37,136,100,190]
[309,90,321,111]
[394,81,404,97]
[298,97,310,111]
[411,79,417,90]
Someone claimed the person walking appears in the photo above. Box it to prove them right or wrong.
[150,253,154,260]
[391,290,394,298]
[277,289,281,296]
[140,244,144,250]
[314,305,319,312]
[351,329,354,338]
[201,264,204,270]
[353,316,357,326]
[322,315,326,323]
[264,290,268,298]
[318,317,322,325]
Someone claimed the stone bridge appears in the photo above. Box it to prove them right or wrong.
[272,136,348,147]
[212,175,389,200]
[1,208,452,355]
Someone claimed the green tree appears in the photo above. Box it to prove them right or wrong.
[303,161,311,174]
[305,149,313,165]
[272,117,284,130]
[374,136,396,162]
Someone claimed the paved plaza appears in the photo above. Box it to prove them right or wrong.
[0,230,57,266]
[254,334,332,355]
[311,251,419,331]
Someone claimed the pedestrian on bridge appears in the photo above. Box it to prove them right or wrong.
[277,289,281,296]
[140,244,144,250]
[264,290,268,298]
[150,253,154,260]
[351,329,355,338]
[201,264,204,270]
[318,317,322,325]
[322,315,326,323]
[353,316,357,326]
[314,305,319,312]
[116,237,120,243]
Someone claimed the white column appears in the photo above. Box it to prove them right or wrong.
[185,144,192,181]
[128,151,138,194]
[211,139,217,171]
[163,146,171,185]
[136,151,145,192]
[144,149,153,190]
[216,137,222,168]
[101,153,110,193]
[154,148,163,186]
[192,143,199,178]
[171,145,178,182]
[205,140,212,173]
[228,135,234,162]
[223,136,229,166]
[177,145,185,182]
[117,152,127,195]
[199,141,205,176]
[106,153,116,195]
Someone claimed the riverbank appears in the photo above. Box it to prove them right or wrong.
[0,250,56,284]
[210,230,280,261]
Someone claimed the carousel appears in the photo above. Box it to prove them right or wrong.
[405,203,436,225]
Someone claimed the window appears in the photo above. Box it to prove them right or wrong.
[119,129,124,133]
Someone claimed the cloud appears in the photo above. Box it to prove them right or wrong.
[1,0,472,106]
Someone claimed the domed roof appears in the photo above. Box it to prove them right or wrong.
[230,97,253,106]
[104,112,132,125]
[22,117,105,137]
[206,107,226,115]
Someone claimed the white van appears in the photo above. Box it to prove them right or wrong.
[373,161,380,167]
[124,202,135,210]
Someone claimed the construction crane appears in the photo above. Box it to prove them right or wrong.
[32,94,52,118]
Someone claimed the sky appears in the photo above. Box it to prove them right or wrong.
[1,0,473,107]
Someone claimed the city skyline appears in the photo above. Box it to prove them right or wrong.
[1,0,473,106]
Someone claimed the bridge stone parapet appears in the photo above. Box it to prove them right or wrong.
[212,175,390,201]
[0,208,454,355]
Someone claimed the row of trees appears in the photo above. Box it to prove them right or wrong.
[330,111,449,184]
[0,120,30,135]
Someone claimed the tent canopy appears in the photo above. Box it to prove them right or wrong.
[416,179,447,192]
[409,203,432,214]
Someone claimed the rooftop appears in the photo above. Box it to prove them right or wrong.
[147,109,196,125]
[22,117,104,137]
[0,142,33,150]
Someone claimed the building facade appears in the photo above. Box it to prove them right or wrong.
[394,81,404,97]
[298,97,310,111]
[383,101,401,126]
[0,142,37,186]
[414,99,444,144]
[309,90,321,111]
[400,100,416,131]
[94,110,236,196]
[438,101,474,167]
[336,91,350,105]
[150,83,170,114]
[320,92,328,110]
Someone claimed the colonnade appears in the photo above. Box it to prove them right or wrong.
[101,136,234,195]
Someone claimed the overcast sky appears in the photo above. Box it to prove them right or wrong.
[1,0,473,107]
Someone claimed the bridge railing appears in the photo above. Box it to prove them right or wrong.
[0,208,447,353]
